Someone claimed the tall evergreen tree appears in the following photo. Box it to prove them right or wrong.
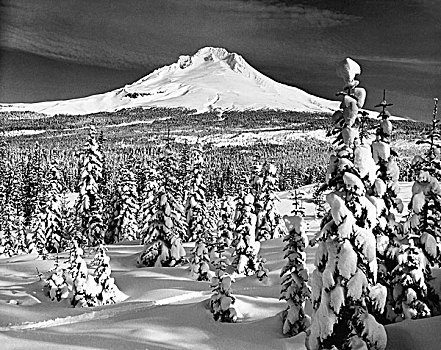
[75,126,105,246]
[185,143,212,242]
[29,161,65,255]
[107,167,140,242]
[306,58,386,350]
[231,189,261,276]
[138,164,160,244]
[280,213,311,336]
[394,98,441,320]
[23,142,45,225]
[137,144,187,267]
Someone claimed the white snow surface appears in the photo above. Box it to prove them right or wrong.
[0,47,340,116]
[1,182,440,349]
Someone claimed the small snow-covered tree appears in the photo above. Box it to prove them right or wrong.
[68,240,92,307]
[75,126,105,246]
[306,58,387,350]
[255,162,286,241]
[107,167,139,242]
[280,214,311,336]
[216,196,236,248]
[91,244,119,305]
[47,265,70,302]
[231,190,261,276]
[189,233,212,281]
[210,254,239,323]
[137,145,187,267]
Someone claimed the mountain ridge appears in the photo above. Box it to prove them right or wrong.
[1,47,340,116]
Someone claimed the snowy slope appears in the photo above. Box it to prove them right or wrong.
[0,47,340,116]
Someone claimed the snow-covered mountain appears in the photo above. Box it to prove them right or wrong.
[0,47,340,116]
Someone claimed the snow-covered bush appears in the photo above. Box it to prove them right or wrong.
[280,214,311,336]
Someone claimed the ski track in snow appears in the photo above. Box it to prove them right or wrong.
[0,281,279,332]
[0,290,212,332]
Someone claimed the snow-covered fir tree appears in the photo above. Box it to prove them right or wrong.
[413,97,441,179]
[137,144,187,267]
[189,233,212,281]
[210,253,239,322]
[185,143,212,242]
[107,167,140,243]
[23,142,45,225]
[138,164,159,244]
[363,91,407,323]
[391,98,441,321]
[68,240,93,307]
[255,162,286,241]
[30,161,65,256]
[231,189,261,276]
[185,143,216,280]
[179,141,192,204]
[216,196,236,248]
[75,126,105,246]
[46,256,70,302]
[280,213,311,336]
[90,244,119,305]
[0,168,28,257]
[28,201,48,257]
[306,58,387,350]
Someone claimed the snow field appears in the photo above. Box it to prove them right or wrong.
[0,184,440,349]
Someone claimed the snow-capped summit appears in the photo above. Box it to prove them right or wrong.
[0,47,340,116]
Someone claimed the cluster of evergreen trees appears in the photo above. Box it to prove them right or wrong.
[276,58,441,350]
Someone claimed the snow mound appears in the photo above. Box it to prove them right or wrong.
[0,47,340,116]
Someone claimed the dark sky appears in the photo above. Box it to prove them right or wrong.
[0,0,440,121]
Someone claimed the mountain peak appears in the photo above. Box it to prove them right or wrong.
[177,47,242,70]
[0,47,339,116]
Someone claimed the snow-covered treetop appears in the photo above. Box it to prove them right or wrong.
[336,57,361,89]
